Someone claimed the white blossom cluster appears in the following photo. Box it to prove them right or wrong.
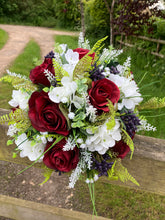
[69,150,92,188]
[137,119,157,132]
[9,89,31,110]
[108,74,143,110]
[80,119,121,155]
[15,133,45,162]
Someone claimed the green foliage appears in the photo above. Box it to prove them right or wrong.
[84,0,110,44]
[138,97,165,110]
[73,54,93,80]
[0,108,31,133]
[108,159,139,186]
[121,129,134,159]
[114,159,139,186]
[39,166,54,185]
[0,0,80,29]
[0,73,37,93]
[52,58,69,84]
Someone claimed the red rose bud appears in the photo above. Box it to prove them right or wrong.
[111,140,130,159]
[88,78,120,112]
[43,139,79,172]
[30,58,55,87]
[28,91,69,136]
[73,48,95,60]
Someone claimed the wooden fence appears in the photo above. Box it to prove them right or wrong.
[117,34,165,58]
[0,108,165,219]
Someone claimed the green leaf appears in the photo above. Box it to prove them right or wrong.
[43,87,50,92]
[12,152,17,159]
[73,112,86,122]
[7,140,13,146]
[71,120,85,128]
[39,167,53,185]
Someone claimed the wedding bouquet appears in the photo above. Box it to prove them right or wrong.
[1,33,163,207]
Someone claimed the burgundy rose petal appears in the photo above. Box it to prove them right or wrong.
[88,78,120,112]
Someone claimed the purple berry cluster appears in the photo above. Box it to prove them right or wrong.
[121,110,141,138]
[89,63,105,81]
[45,51,55,59]
[92,154,114,177]
[110,66,120,75]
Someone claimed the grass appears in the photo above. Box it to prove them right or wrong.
[72,180,165,220]
[54,35,79,49]
[0,28,8,49]
[0,40,41,109]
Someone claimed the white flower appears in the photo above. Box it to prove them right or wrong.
[8,89,30,110]
[60,44,67,54]
[65,49,79,65]
[94,174,99,182]
[137,118,157,132]
[15,133,45,162]
[68,112,75,119]
[108,74,143,110]
[7,124,19,137]
[80,119,121,155]
[85,178,90,184]
[63,136,76,151]
[48,76,77,103]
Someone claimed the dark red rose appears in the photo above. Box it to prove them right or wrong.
[88,78,120,112]
[43,139,79,172]
[111,140,130,159]
[73,48,95,60]
[30,58,55,87]
[28,91,69,136]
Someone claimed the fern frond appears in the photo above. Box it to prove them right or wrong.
[114,159,139,186]
[106,100,116,130]
[121,128,134,159]
[0,74,37,92]
[52,58,69,84]
[39,166,53,185]
[0,109,31,133]
[138,97,165,110]
[90,36,108,56]
[107,160,119,181]
[73,54,93,80]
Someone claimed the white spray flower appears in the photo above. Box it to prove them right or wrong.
[8,89,30,110]
[15,133,45,162]
[48,76,77,103]
[108,74,143,110]
[80,119,121,155]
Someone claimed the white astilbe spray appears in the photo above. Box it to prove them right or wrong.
[85,96,97,122]
[6,70,28,80]
[78,32,91,49]
[63,136,76,151]
[99,48,123,64]
[78,32,84,48]
[117,56,131,77]
[44,69,55,84]
[54,52,62,65]
[7,124,19,137]
[137,118,157,132]
[69,150,92,188]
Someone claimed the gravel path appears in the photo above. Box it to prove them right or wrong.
[0,24,79,219]
[0,24,78,76]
